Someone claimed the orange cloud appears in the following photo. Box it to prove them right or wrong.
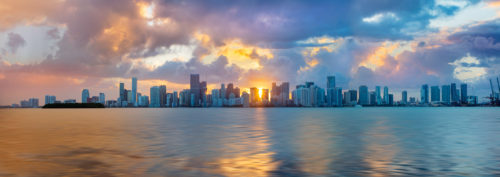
[359,42,400,71]
[194,33,274,70]
[0,0,62,30]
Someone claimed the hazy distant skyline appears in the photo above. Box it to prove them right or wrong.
[1,0,500,104]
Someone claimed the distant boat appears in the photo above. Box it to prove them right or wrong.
[355,105,363,108]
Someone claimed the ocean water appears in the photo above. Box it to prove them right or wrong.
[0,107,499,176]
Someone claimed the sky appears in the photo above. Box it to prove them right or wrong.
[1,0,500,105]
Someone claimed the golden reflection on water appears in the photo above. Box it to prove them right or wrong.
[362,118,399,177]
[209,108,278,176]
[0,109,150,176]
[295,114,334,175]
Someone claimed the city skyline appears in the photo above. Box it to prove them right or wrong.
[1,0,500,105]
[10,73,500,108]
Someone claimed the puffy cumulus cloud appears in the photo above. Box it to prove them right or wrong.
[449,53,488,82]
[6,32,26,53]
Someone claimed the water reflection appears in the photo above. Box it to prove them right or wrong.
[294,111,333,175]
[362,118,399,177]
[209,108,278,176]
[1,108,500,176]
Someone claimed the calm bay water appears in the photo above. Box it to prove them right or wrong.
[0,108,500,176]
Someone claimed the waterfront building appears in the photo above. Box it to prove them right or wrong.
[150,86,160,107]
[159,85,166,107]
[82,89,89,103]
[370,91,376,105]
[442,85,451,104]
[45,95,56,105]
[451,83,458,104]
[376,86,382,105]
[431,86,440,103]
[383,86,389,104]
[461,84,468,104]
[99,93,105,104]
[359,85,369,105]
[132,77,137,106]
[420,84,429,104]
[401,91,407,105]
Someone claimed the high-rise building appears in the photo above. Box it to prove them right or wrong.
[376,86,381,105]
[442,85,451,104]
[99,93,105,104]
[388,94,394,105]
[190,74,200,106]
[242,91,250,107]
[281,82,290,106]
[344,89,357,105]
[226,83,234,99]
[127,90,133,105]
[234,87,240,98]
[383,86,389,104]
[460,84,467,104]
[334,87,343,106]
[359,85,369,105]
[327,76,336,89]
[150,86,160,107]
[159,85,167,107]
[420,84,429,104]
[132,77,137,106]
[430,86,440,103]
[250,87,259,104]
[401,91,407,105]
[262,89,269,105]
[451,83,458,104]
[370,91,376,105]
[172,91,178,107]
[119,83,125,102]
[45,95,56,105]
[327,88,335,106]
[82,89,89,103]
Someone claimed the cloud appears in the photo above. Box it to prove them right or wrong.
[6,32,26,53]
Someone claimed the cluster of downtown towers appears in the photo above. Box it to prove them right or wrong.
[74,74,476,108]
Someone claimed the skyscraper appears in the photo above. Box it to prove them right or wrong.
[262,89,269,105]
[376,86,381,105]
[420,84,429,104]
[359,85,369,105]
[250,87,259,105]
[383,86,389,104]
[401,91,407,105]
[431,86,440,103]
[460,83,467,104]
[159,85,166,107]
[82,89,89,103]
[327,76,335,89]
[99,93,105,104]
[370,91,376,105]
[451,83,458,104]
[132,77,137,106]
[226,83,234,99]
[119,83,125,102]
[281,82,290,106]
[150,86,160,107]
[190,74,200,106]
[442,85,451,104]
